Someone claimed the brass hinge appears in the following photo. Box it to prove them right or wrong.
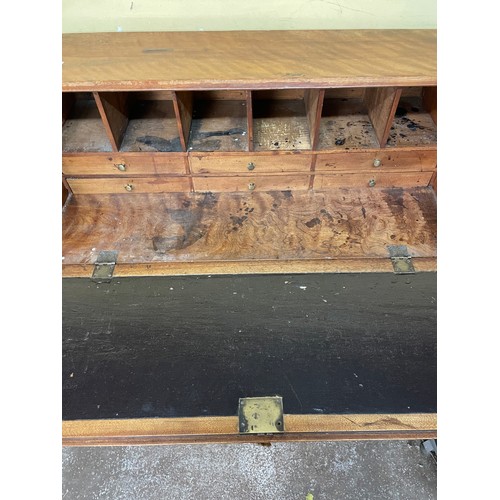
[388,245,415,274]
[238,396,284,434]
[92,251,118,283]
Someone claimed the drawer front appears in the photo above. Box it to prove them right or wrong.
[314,171,434,189]
[193,175,310,192]
[62,154,187,176]
[315,149,437,172]
[189,153,312,174]
[66,176,191,194]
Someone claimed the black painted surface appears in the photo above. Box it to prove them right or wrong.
[62,273,436,420]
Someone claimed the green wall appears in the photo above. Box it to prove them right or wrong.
[63,0,436,33]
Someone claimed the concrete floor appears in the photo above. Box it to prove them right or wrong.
[62,440,436,499]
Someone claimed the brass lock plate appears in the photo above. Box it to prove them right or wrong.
[238,396,284,434]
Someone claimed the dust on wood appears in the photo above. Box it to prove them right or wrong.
[62,187,437,265]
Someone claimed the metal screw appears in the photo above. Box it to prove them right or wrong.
[115,163,127,172]
[373,158,381,167]
[248,182,256,191]
[124,183,134,191]
[368,179,376,187]
[247,162,255,171]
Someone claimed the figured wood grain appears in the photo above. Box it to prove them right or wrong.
[63,413,436,446]
[61,188,436,265]
[94,91,130,151]
[172,91,193,151]
[62,153,187,176]
[364,87,402,147]
[304,89,325,150]
[62,30,437,91]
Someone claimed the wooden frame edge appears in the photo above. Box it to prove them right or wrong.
[62,257,436,278]
[63,413,437,446]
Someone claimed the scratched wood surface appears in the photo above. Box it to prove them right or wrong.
[120,99,182,152]
[62,272,436,421]
[62,30,437,91]
[253,99,311,151]
[62,187,436,265]
[62,95,112,152]
[188,99,248,152]
[318,96,380,150]
[386,94,437,148]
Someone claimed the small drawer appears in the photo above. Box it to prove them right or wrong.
[62,153,187,176]
[66,176,191,194]
[192,175,310,192]
[189,153,312,174]
[315,149,437,172]
[314,171,434,189]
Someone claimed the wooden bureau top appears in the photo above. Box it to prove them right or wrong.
[62,30,436,91]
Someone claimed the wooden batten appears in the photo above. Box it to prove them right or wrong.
[62,93,75,126]
[246,90,254,152]
[63,413,437,446]
[93,91,130,151]
[173,91,193,151]
[304,89,325,150]
[364,87,402,148]
[422,86,437,125]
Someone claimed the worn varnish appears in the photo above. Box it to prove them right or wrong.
[62,30,437,91]
[62,187,436,266]
[63,272,436,422]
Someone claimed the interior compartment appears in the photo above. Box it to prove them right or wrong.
[252,90,311,151]
[120,95,182,152]
[62,92,113,153]
[187,91,248,152]
[318,89,380,150]
[386,87,437,147]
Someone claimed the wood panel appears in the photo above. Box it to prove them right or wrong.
[189,152,312,174]
[66,176,191,194]
[63,413,437,446]
[173,91,193,151]
[315,149,436,172]
[364,87,402,147]
[62,273,436,424]
[314,172,434,189]
[62,93,75,126]
[62,30,437,91]
[61,188,436,265]
[193,175,310,192]
[62,257,437,279]
[62,153,187,176]
[422,86,437,125]
[246,90,253,152]
[93,91,130,151]
[304,89,325,150]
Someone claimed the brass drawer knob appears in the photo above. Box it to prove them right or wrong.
[368,179,376,187]
[124,183,134,191]
[372,158,381,167]
[115,163,127,172]
[247,162,255,171]
[248,182,256,191]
